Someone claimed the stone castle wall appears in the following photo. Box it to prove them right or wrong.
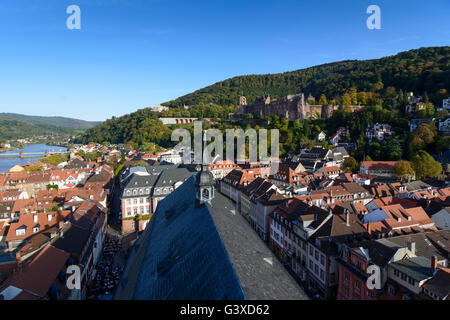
[236,94,343,121]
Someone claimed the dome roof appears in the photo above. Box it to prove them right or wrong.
[195,165,215,186]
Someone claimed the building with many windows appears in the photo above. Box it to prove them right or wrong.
[120,165,195,234]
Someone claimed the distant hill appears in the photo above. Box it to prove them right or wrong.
[0,113,99,141]
[0,116,72,141]
[0,113,100,129]
[164,46,449,107]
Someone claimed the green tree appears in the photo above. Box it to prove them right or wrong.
[40,154,68,166]
[412,150,442,179]
[127,141,139,150]
[394,161,415,180]
[343,156,359,173]
[318,94,328,105]
[413,121,437,150]
[341,93,352,106]
[25,166,44,172]
[135,160,149,167]
[76,150,86,160]
[349,88,358,105]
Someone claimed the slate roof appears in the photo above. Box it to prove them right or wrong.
[422,268,450,299]
[65,158,88,169]
[403,180,432,192]
[390,256,433,281]
[52,223,91,255]
[377,230,450,262]
[121,173,159,198]
[153,167,195,189]
[116,175,308,300]
[346,240,396,267]
[115,176,245,300]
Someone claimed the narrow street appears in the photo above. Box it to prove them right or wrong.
[87,178,138,299]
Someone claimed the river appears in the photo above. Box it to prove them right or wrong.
[0,144,68,172]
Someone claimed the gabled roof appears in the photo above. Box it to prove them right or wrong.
[404,180,432,192]
[377,230,450,261]
[422,268,450,299]
[346,240,396,267]
[6,210,71,242]
[390,256,433,281]
[0,245,70,300]
[361,161,398,171]
[312,213,368,241]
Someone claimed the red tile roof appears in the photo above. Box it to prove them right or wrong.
[361,161,399,171]
[5,210,71,243]
[0,245,70,300]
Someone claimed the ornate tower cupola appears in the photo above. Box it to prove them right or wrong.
[195,164,215,207]
[195,132,215,207]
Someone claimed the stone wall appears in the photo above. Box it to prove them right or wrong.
[237,94,361,121]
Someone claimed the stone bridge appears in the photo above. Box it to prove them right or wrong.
[159,118,211,125]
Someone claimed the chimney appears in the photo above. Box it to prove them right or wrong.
[346,212,350,226]
[407,241,416,255]
[431,256,438,273]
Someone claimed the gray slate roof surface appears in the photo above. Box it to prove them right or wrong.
[116,174,309,300]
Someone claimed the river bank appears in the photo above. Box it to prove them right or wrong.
[0,144,68,172]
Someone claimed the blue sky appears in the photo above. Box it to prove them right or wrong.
[0,0,448,121]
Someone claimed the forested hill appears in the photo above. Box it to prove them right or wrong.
[75,46,449,148]
[0,116,74,141]
[164,46,449,107]
[0,113,100,129]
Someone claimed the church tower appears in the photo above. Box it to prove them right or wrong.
[195,164,215,207]
[195,132,215,207]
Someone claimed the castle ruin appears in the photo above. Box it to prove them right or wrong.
[236,93,340,121]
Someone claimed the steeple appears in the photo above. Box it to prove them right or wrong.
[195,131,215,207]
